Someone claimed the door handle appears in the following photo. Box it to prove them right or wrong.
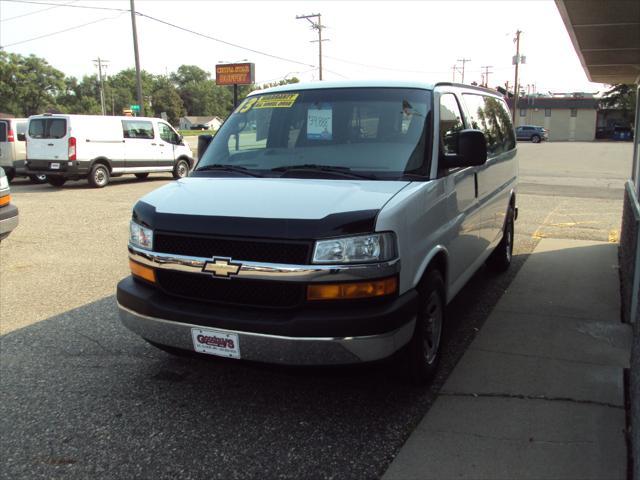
[151,143,157,146]
[47,143,54,146]
[159,144,165,147]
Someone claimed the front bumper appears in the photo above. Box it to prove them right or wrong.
[0,204,19,239]
[117,276,419,365]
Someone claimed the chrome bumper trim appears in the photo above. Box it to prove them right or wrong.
[128,245,400,283]
[118,303,415,365]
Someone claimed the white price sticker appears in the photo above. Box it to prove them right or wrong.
[307,105,332,140]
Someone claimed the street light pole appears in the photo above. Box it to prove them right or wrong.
[130,0,144,116]
[512,30,523,121]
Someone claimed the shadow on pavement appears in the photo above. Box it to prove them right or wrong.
[0,250,531,480]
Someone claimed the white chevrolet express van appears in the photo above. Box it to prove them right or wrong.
[26,114,194,188]
[117,81,518,383]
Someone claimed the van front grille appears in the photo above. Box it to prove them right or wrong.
[154,232,312,264]
[156,270,305,308]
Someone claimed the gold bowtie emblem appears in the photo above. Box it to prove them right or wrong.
[202,258,242,278]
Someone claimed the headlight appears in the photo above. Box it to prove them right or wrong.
[130,220,153,250]
[312,233,396,264]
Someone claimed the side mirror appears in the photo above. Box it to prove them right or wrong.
[17,133,26,141]
[197,134,214,161]
[440,129,487,169]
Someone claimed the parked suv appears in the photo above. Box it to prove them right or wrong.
[0,167,19,241]
[0,118,47,184]
[516,125,548,143]
[117,81,518,384]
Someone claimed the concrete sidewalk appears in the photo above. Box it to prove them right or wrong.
[384,239,632,480]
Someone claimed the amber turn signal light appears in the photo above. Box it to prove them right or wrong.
[129,259,156,283]
[0,195,11,207]
[307,276,398,301]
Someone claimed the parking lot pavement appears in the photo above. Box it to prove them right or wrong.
[0,142,632,479]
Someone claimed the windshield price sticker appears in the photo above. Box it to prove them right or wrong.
[254,93,299,109]
[238,97,258,113]
[307,104,333,140]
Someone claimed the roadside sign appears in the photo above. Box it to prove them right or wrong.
[131,104,141,112]
[215,63,255,86]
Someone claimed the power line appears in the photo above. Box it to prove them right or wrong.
[0,12,125,48]
[1,0,78,22]
[2,0,128,13]
[135,11,315,68]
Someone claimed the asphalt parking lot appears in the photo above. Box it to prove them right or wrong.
[0,142,633,479]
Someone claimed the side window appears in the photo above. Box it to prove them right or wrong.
[159,123,177,144]
[122,120,154,139]
[463,94,515,156]
[439,93,464,155]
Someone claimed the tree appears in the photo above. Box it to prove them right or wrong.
[600,84,637,122]
[151,76,185,125]
[0,52,65,116]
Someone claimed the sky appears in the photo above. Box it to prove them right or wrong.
[0,0,608,94]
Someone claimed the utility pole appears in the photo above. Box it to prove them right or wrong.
[296,13,327,81]
[451,64,458,82]
[511,29,523,120]
[130,0,144,116]
[481,65,493,88]
[456,58,471,84]
[93,57,109,116]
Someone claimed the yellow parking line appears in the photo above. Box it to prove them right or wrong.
[532,203,561,239]
[609,230,619,243]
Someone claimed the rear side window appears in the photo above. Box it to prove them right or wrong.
[122,120,154,139]
[0,122,6,142]
[28,118,67,139]
[463,94,515,156]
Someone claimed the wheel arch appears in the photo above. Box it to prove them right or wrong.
[413,246,449,302]
[89,157,112,172]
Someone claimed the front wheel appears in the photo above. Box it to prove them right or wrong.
[88,164,110,188]
[531,135,541,143]
[173,159,189,179]
[29,174,47,184]
[46,176,66,187]
[400,270,445,385]
[488,205,515,272]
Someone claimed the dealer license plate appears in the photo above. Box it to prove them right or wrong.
[50,163,60,170]
[191,328,240,359]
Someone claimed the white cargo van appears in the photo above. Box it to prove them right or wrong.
[26,114,194,188]
[0,118,47,184]
[118,81,518,384]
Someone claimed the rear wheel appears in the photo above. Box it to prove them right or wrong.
[29,174,47,184]
[5,169,15,183]
[531,134,541,143]
[46,176,66,187]
[488,205,515,272]
[134,172,149,180]
[88,164,110,188]
[401,270,445,385]
[173,159,189,179]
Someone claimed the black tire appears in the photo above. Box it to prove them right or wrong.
[5,169,16,183]
[46,176,66,187]
[400,270,446,385]
[134,172,149,180]
[29,174,47,184]
[531,134,541,143]
[173,158,189,179]
[88,163,110,188]
[488,205,515,272]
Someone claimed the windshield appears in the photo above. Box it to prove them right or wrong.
[196,88,432,180]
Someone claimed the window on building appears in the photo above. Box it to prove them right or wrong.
[570,108,578,118]
[519,108,527,117]
[545,109,551,117]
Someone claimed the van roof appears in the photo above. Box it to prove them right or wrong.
[28,114,163,121]
[253,80,501,97]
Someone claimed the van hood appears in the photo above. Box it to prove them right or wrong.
[134,177,410,239]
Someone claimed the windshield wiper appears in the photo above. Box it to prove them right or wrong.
[194,164,263,177]
[271,164,377,180]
